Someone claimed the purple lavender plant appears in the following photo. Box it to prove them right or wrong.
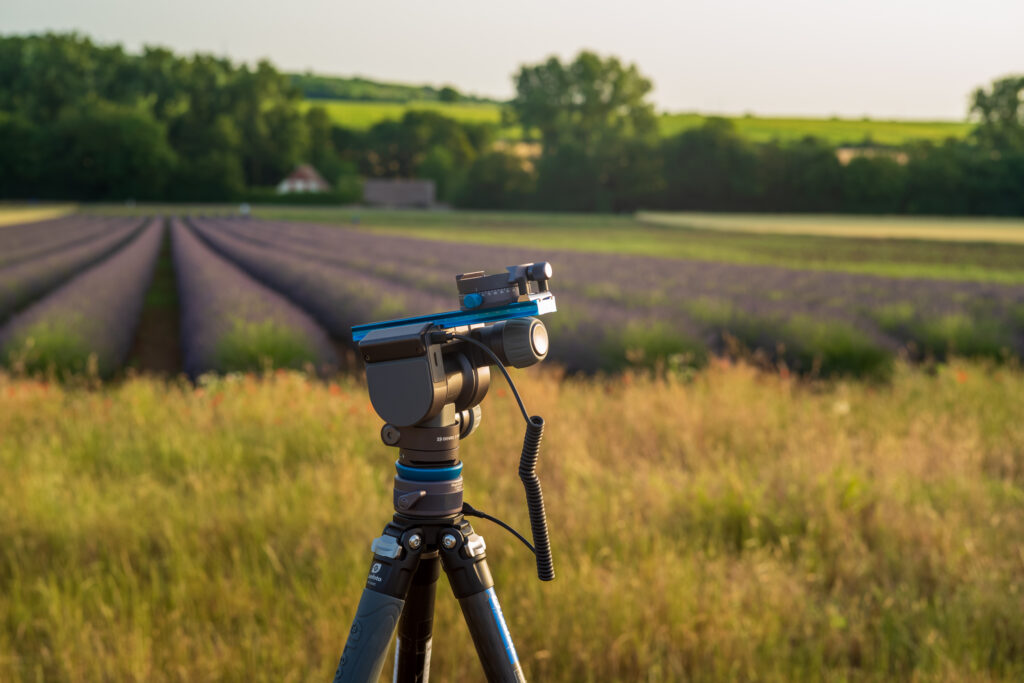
[0,216,128,268]
[191,216,1024,374]
[0,220,163,376]
[0,218,145,323]
[172,220,336,378]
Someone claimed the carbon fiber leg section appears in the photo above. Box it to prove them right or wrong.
[394,555,440,683]
[458,587,526,683]
[440,524,527,683]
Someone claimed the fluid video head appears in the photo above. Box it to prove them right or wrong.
[352,262,555,431]
[350,262,556,583]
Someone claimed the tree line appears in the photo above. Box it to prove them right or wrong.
[1,33,1022,215]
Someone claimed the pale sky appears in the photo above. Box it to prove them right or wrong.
[3,0,1022,120]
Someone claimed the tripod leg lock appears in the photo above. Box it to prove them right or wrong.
[364,529,424,598]
[439,523,495,599]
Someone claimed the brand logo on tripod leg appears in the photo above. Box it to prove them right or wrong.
[371,562,382,574]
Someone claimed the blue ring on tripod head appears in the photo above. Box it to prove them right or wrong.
[395,461,463,482]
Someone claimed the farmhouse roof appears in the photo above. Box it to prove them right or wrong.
[281,164,331,191]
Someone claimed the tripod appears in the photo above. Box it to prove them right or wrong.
[334,263,557,682]
[332,410,540,683]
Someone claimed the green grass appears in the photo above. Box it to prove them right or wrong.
[304,99,512,133]
[599,321,707,372]
[639,212,1024,244]
[304,98,971,145]
[687,299,894,379]
[213,319,322,373]
[2,362,1023,680]
[873,304,1016,362]
[1,318,96,376]
[657,113,971,145]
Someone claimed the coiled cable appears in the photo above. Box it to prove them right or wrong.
[448,332,555,581]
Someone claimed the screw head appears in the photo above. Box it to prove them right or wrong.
[381,425,401,446]
[407,534,423,550]
[441,533,458,550]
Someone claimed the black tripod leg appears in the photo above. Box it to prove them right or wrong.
[440,526,527,683]
[334,531,422,683]
[394,554,440,682]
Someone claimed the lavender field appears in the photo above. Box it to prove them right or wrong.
[188,215,1024,377]
[1,211,1023,378]
[0,220,162,376]
[171,220,336,378]
[0,216,144,323]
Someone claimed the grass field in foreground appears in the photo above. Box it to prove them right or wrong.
[304,97,971,145]
[1,361,1022,681]
[245,206,1024,284]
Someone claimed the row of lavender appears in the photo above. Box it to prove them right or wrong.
[0,216,145,324]
[171,220,336,378]
[0,219,162,376]
[0,215,130,268]
[191,216,1024,376]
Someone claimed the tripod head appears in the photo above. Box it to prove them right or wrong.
[351,262,556,580]
[354,260,553,434]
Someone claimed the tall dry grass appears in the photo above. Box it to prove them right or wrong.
[0,361,1022,681]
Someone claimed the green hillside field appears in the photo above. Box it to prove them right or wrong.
[306,98,972,145]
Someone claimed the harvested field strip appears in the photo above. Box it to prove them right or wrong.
[0,217,146,323]
[171,220,336,377]
[0,205,73,227]
[638,211,1024,243]
[0,220,163,376]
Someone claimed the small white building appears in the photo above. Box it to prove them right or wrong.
[277,164,331,194]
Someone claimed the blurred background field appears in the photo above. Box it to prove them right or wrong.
[305,98,971,145]
[0,205,74,227]
[2,208,1021,381]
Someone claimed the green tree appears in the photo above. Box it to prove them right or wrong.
[0,113,44,198]
[842,155,907,213]
[511,51,658,210]
[758,137,844,212]
[360,110,480,178]
[438,86,460,103]
[418,146,458,202]
[49,100,176,200]
[456,151,536,209]
[304,107,345,183]
[512,51,657,150]
[971,75,1024,152]
[660,118,758,210]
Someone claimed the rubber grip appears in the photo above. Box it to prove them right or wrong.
[333,589,404,682]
